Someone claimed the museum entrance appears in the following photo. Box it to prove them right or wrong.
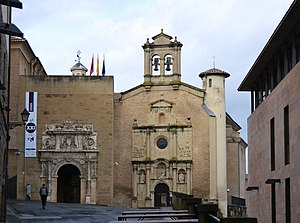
[57,164,81,203]
[154,183,170,207]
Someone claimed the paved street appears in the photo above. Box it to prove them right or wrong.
[7,199,135,223]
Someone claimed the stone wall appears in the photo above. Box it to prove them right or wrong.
[16,75,114,205]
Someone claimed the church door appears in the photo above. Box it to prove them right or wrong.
[154,183,170,207]
[57,164,81,203]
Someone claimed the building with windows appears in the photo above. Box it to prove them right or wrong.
[238,0,300,222]
[9,30,246,217]
[0,1,23,222]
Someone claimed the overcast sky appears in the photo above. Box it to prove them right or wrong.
[12,0,294,141]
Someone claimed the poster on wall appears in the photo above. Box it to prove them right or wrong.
[25,92,37,158]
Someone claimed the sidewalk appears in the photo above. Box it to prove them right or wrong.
[6,204,21,223]
[6,199,134,223]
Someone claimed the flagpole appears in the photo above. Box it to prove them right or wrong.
[96,54,99,76]
[102,53,106,76]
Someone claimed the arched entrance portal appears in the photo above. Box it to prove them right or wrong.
[57,164,81,203]
[154,183,170,207]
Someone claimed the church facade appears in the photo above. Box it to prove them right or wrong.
[8,30,246,216]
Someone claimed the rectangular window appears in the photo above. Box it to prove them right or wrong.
[285,178,291,223]
[271,184,276,223]
[270,118,275,171]
[284,105,290,165]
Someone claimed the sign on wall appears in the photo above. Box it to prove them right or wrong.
[25,92,37,157]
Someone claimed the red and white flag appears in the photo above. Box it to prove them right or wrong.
[90,54,94,75]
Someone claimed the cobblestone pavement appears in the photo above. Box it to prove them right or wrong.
[7,199,135,223]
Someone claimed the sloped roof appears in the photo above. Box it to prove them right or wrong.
[199,68,230,78]
[238,0,300,91]
[70,62,88,72]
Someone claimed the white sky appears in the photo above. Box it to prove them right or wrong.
[12,0,294,141]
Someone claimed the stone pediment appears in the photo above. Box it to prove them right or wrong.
[150,99,174,110]
[152,30,173,45]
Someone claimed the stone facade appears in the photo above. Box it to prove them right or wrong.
[9,31,246,217]
[238,1,300,222]
[246,64,300,222]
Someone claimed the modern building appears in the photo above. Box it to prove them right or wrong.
[238,0,300,222]
[9,30,247,217]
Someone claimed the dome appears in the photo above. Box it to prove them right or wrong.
[199,68,230,78]
[70,62,88,72]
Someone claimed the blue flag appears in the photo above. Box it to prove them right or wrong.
[102,55,106,76]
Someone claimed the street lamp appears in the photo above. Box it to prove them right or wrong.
[8,108,30,129]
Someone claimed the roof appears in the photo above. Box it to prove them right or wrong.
[199,68,230,78]
[143,29,183,49]
[238,0,300,91]
[11,37,47,75]
[226,112,241,131]
[70,62,88,72]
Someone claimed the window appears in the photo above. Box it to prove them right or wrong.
[156,138,168,149]
[159,113,165,124]
[285,178,291,223]
[208,79,212,87]
[271,184,276,223]
[270,118,275,171]
[284,105,290,165]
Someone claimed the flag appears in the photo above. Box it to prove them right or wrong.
[90,54,94,75]
[102,54,106,76]
[96,54,99,76]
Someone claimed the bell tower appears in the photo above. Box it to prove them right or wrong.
[199,68,230,217]
[142,29,183,87]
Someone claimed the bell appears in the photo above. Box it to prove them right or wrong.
[165,57,172,71]
[153,58,159,71]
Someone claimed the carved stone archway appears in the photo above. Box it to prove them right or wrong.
[39,121,98,204]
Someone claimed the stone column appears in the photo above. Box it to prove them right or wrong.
[86,160,91,204]
[81,177,86,204]
[172,163,177,192]
[172,129,177,158]
[47,160,52,200]
[90,177,97,204]
[51,176,57,202]
[160,56,164,76]
[186,163,191,195]
[144,43,151,76]
[146,164,151,198]
[132,164,138,197]
[55,135,60,150]
[146,129,151,158]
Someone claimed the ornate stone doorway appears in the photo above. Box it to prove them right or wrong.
[154,183,170,207]
[57,164,80,203]
[40,121,98,204]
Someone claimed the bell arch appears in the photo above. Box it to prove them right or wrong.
[164,54,173,75]
[151,54,160,75]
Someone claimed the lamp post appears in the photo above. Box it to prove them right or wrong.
[8,108,29,129]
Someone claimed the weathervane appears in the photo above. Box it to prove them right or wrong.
[76,50,81,63]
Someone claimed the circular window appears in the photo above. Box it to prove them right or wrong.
[156,138,168,149]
